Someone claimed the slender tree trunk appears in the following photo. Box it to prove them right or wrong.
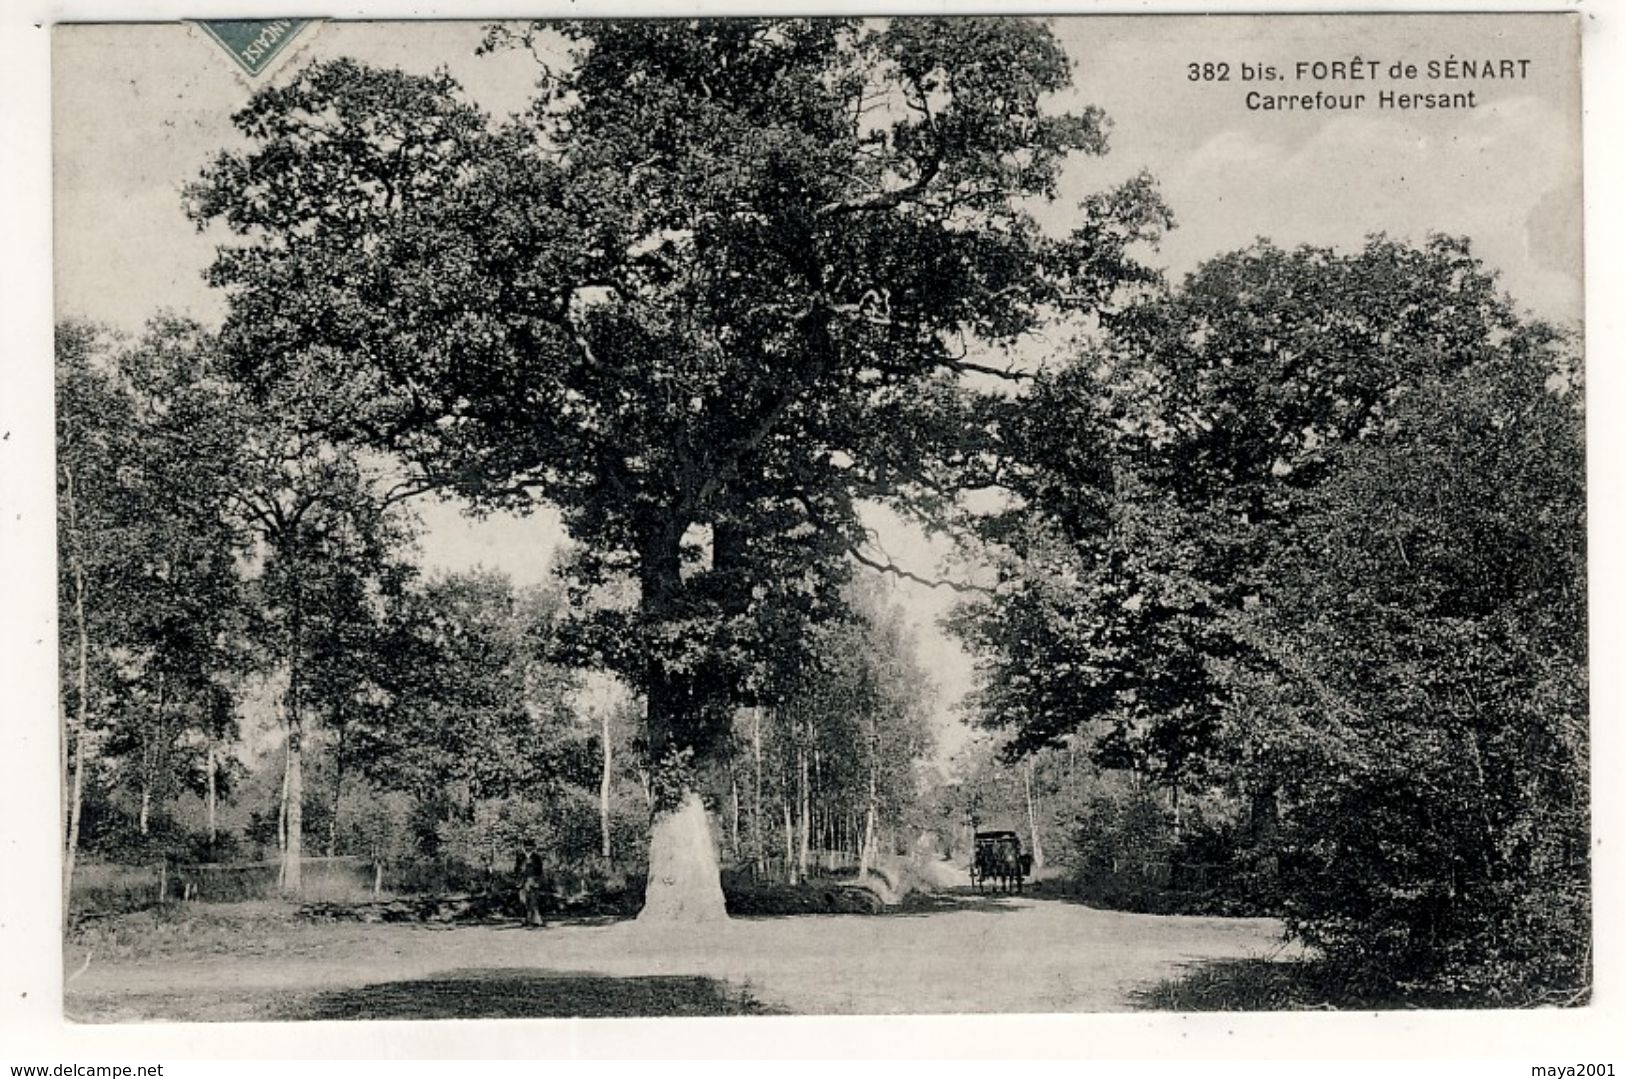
[63,600,89,906]
[729,770,741,862]
[600,705,613,863]
[1024,757,1045,872]
[812,744,822,866]
[139,764,152,836]
[64,719,86,910]
[327,716,345,857]
[751,708,764,878]
[281,586,306,894]
[797,732,810,878]
[276,744,289,889]
[1462,724,1499,881]
[62,463,92,908]
[860,758,878,878]
[782,796,798,886]
[284,718,304,893]
[138,669,165,838]
[205,742,218,851]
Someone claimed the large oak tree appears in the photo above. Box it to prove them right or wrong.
[187,17,1169,920]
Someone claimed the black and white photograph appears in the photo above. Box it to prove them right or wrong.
[7,3,1608,1045]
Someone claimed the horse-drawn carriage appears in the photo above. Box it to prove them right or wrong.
[970,829,1030,894]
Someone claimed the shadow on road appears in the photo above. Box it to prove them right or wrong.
[281,967,783,1020]
[888,887,1033,918]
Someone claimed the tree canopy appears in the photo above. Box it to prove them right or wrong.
[186,18,1169,801]
[951,235,1587,1001]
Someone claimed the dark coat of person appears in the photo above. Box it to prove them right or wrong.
[515,845,547,927]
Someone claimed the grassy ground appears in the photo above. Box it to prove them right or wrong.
[65,889,1292,1019]
[1138,954,1594,1012]
[69,969,778,1022]
[1134,956,1341,1011]
[68,901,375,963]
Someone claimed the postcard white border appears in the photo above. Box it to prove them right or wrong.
[2,0,1619,1063]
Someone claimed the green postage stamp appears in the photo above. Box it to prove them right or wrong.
[193,19,315,77]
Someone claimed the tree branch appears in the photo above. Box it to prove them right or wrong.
[815,155,940,219]
[945,359,1032,382]
[847,545,992,595]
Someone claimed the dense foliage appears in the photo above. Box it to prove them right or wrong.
[58,17,1587,1003]
[182,19,1168,841]
[56,319,945,905]
[951,236,1588,1004]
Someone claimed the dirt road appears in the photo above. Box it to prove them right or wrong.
[66,891,1291,1020]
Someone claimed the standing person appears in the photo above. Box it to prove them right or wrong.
[515,839,547,928]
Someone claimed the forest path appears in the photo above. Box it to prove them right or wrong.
[66,891,1290,1019]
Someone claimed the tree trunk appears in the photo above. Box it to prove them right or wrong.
[782,796,798,886]
[860,757,878,878]
[282,589,306,894]
[633,523,729,923]
[139,668,165,838]
[283,719,304,893]
[797,728,810,878]
[637,790,727,925]
[812,743,822,864]
[64,722,86,910]
[599,705,613,863]
[729,770,741,862]
[205,743,218,851]
[1249,785,1279,843]
[62,466,91,909]
[276,744,289,888]
[751,708,765,878]
[637,707,727,920]
[327,711,345,856]
[1024,757,1045,872]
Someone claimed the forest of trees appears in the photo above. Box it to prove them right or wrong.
[948,236,1588,1004]
[57,315,941,910]
[58,17,1586,1006]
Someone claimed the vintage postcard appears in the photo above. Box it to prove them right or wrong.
[42,10,1590,1033]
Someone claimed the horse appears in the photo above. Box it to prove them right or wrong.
[972,836,1025,894]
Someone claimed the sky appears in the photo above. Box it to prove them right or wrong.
[51,14,1584,765]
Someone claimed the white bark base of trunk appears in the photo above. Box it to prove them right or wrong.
[636,792,728,925]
